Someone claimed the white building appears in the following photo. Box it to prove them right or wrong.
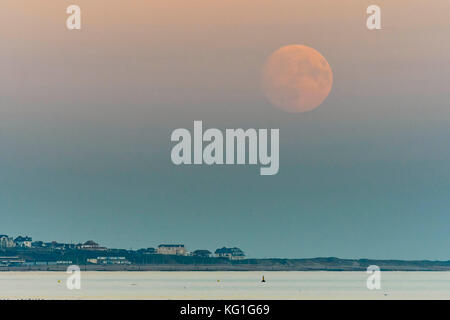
[214,247,246,260]
[0,256,25,266]
[14,236,32,248]
[80,240,106,251]
[157,244,187,255]
[87,257,131,265]
[0,235,15,248]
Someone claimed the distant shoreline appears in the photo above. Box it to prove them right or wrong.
[2,257,450,272]
[2,240,449,272]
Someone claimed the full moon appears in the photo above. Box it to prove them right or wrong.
[262,45,333,113]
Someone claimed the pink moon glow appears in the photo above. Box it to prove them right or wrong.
[262,45,333,113]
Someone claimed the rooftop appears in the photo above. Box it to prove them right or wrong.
[215,247,245,255]
[158,244,185,248]
[15,236,32,242]
[83,240,99,246]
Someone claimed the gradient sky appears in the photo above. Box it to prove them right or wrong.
[1,0,449,259]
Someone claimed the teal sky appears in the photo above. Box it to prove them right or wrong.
[1,1,449,259]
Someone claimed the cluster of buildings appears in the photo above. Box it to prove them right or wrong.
[87,256,131,265]
[155,244,246,260]
[0,234,246,263]
[0,234,107,251]
[0,235,32,248]
[0,257,73,267]
[84,245,245,265]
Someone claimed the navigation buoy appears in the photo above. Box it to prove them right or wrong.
[261,276,266,283]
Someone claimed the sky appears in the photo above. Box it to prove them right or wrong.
[0,0,449,259]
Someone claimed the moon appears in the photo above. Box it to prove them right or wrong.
[262,45,333,113]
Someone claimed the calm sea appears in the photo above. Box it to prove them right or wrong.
[0,271,449,299]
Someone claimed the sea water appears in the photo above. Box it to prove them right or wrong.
[0,271,449,299]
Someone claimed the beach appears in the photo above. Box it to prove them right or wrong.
[1,271,449,300]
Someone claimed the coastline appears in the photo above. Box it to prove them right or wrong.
[2,259,450,272]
